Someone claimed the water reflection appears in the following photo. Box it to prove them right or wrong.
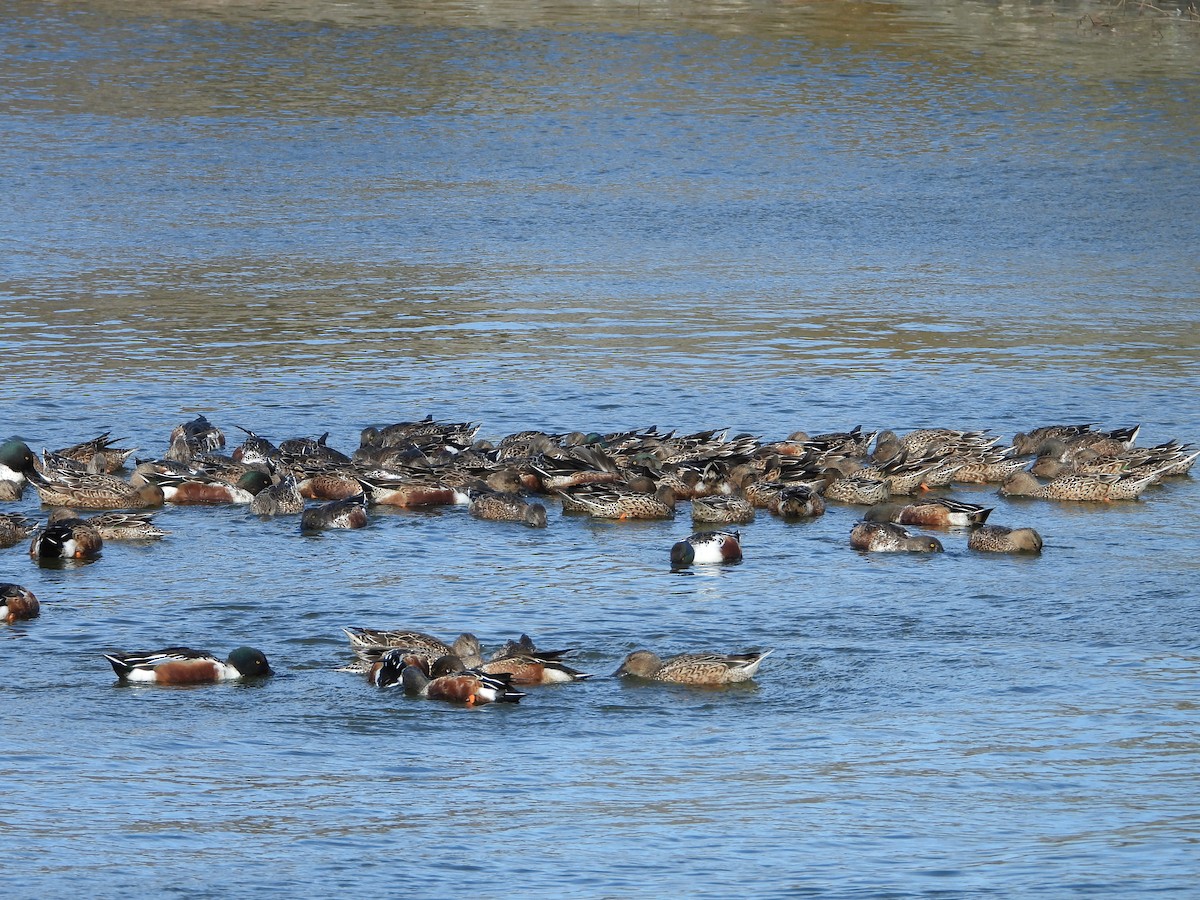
[3,1,1200,896]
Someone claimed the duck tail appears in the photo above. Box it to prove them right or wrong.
[103,653,133,677]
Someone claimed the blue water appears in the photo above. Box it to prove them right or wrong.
[2,0,1199,895]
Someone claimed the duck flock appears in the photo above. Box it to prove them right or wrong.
[1,415,1196,703]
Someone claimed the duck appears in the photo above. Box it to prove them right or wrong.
[104,646,274,683]
[856,450,957,495]
[558,484,677,520]
[477,649,593,685]
[400,655,525,704]
[1030,444,1127,479]
[767,484,825,519]
[614,648,773,685]
[230,426,279,466]
[670,530,743,566]
[1067,425,1141,457]
[690,494,756,525]
[26,468,165,510]
[1012,424,1097,456]
[950,448,1034,484]
[29,512,103,560]
[355,472,464,508]
[82,510,169,540]
[890,497,993,528]
[529,446,622,492]
[1,583,40,623]
[171,415,226,453]
[467,488,548,528]
[293,465,366,501]
[139,469,272,504]
[999,471,1118,501]
[300,493,369,530]
[740,479,792,509]
[796,425,877,458]
[0,513,36,548]
[0,439,38,487]
[849,521,943,553]
[359,416,481,453]
[52,433,138,474]
[967,525,1044,553]
[452,636,595,685]
[250,473,304,515]
[277,432,352,468]
[39,448,105,477]
[824,474,891,505]
[365,648,432,687]
[874,428,998,461]
[341,627,483,667]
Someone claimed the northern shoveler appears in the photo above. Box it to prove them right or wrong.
[1012,424,1097,456]
[794,425,877,458]
[999,471,1118,501]
[1068,425,1141,457]
[140,470,271,504]
[171,415,226,453]
[614,648,772,685]
[1,583,40,623]
[400,655,525,704]
[84,510,169,540]
[356,472,464,508]
[342,627,483,667]
[365,648,430,687]
[359,416,481,452]
[1030,445,1127,479]
[27,468,165,510]
[967,525,1044,553]
[468,489,548,528]
[893,497,993,528]
[0,513,35,548]
[951,448,1033,484]
[277,432,352,467]
[294,466,365,501]
[29,512,103,560]
[768,484,825,519]
[856,450,958,496]
[104,646,274,683]
[670,530,742,566]
[824,474,891,505]
[849,521,944,553]
[557,484,677,520]
[230,426,279,466]
[0,439,38,487]
[250,474,304,515]
[53,433,138,474]
[478,638,593,685]
[300,493,369,530]
[874,428,998,462]
[529,446,622,492]
[691,494,756,525]
[1105,470,1165,500]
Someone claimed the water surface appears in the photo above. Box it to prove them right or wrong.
[2,0,1199,895]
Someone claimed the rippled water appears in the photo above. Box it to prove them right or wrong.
[3,0,1199,895]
